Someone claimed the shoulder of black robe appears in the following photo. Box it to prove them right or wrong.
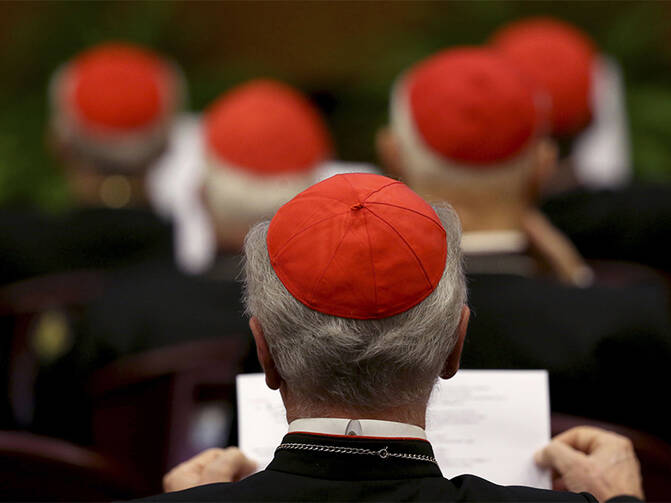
[129,433,606,502]
[0,206,174,285]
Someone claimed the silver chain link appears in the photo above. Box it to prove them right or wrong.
[276,442,438,466]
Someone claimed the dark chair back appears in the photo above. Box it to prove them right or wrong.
[88,337,251,493]
[552,412,671,502]
[0,270,104,429]
[0,430,147,501]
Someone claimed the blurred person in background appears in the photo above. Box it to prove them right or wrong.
[0,42,184,286]
[492,17,630,192]
[376,46,671,440]
[491,17,671,274]
[32,79,334,445]
[150,87,377,276]
[0,42,185,432]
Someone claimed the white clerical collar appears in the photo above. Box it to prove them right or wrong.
[461,230,527,255]
[288,418,427,440]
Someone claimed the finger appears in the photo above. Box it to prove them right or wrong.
[535,439,587,474]
[162,448,228,492]
[169,448,225,472]
[553,426,627,455]
[237,455,258,480]
[190,448,228,469]
[163,467,203,492]
[553,477,568,492]
[201,448,255,484]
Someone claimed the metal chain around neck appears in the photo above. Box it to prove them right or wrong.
[276,442,438,466]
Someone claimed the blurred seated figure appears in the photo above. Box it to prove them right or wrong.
[490,17,671,273]
[0,42,184,431]
[0,43,184,286]
[376,47,671,440]
[31,80,334,444]
[148,88,377,275]
[146,173,643,503]
[199,80,332,255]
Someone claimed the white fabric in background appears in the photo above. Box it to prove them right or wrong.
[147,114,216,274]
[572,56,632,188]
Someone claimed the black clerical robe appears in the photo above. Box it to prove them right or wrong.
[133,432,640,502]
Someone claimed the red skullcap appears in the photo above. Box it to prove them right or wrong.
[68,43,174,130]
[491,17,596,136]
[205,80,332,176]
[406,47,539,166]
[267,173,447,319]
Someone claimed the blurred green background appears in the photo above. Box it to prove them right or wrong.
[1,1,670,210]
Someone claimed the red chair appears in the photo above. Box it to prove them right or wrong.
[0,430,148,501]
[552,412,671,502]
[87,337,252,493]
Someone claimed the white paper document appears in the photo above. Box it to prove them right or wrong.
[237,370,551,489]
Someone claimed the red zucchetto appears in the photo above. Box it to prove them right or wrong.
[66,43,176,131]
[401,47,540,166]
[491,17,596,137]
[205,79,332,176]
[267,173,447,319]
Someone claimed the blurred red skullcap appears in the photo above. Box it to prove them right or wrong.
[205,80,332,176]
[267,173,447,319]
[491,17,596,137]
[68,43,175,130]
[405,47,539,166]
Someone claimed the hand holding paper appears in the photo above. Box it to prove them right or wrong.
[163,447,257,493]
[535,426,644,501]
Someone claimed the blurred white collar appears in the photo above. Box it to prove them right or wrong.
[461,230,527,255]
[288,418,426,439]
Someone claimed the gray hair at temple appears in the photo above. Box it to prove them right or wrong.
[242,203,466,416]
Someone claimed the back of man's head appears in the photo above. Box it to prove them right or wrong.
[202,79,333,251]
[380,47,551,229]
[489,17,630,190]
[242,173,467,418]
[490,17,597,141]
[49,42,184,207]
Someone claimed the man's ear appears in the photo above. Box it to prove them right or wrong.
[249,317,282,390]
[376,127,404,180]
[440,305,470,380]
[528,138,558,201]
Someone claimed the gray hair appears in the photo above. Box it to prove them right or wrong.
[242,203,466,413]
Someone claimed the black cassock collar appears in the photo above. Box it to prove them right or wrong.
[267,432,443,481]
